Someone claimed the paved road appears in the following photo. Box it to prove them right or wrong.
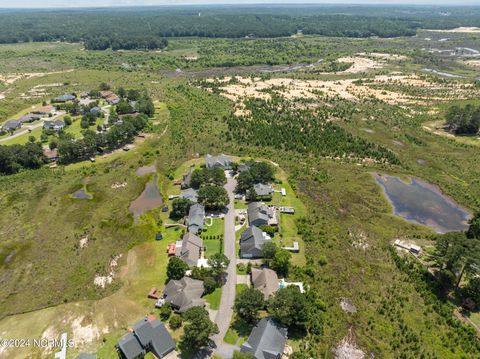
[0,111,65,144]
[212,176,238,357]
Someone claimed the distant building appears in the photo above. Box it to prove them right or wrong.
[205,154,232,169]
[253,183,273,198]
[43,120,65,131]
[162,277,205,313]
[55,94,76,102]
[43,147,59,162]
[2,120,21,132]
[187,204,205,234]
[33,104,54,115]
[176,232,204,267]
[117,317,175,359]
[19,113,42,123]
[248,202,277,227]
[241,317,287,359]
[106,94,120,105]
[240,226,271,259]
[181,188,198,203]
[251,267,279,300]
[100,90,114,98]
[90,106,102,115]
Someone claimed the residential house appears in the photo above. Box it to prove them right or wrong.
[100,90,114,98]
[187,204,205,234]
[253,183,273,198]
[80,92,90,99]
[240,317,288,359]
[251,267,279,300]
[240,226,271,259]
[162,277,205,313]
[248,202,277,227]
[205,154,232,169]
[237,162,251,173]
[106,94,120,105]
[33,104,54,115]
[117,317,175,359]
[55,94,76,102]
[43,120,65,131]
[19,113,42,123]
[181,188,198,203]
[176,232,204,267]
[43,147,59,162]
[75,354,96,359]
[90,106,102,115]
[2,120,21,132]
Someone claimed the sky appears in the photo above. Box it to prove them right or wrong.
[0,0,478,9]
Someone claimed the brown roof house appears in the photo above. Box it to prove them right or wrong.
[251,267,279,300]
[162,277,205,313]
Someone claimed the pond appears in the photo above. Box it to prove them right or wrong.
[129,175,163,223]
[374,173,471,233]
[72,188,92,200]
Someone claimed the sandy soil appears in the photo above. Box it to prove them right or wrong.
[464,60,480,68]
[0,70,74,85]
[336,56,383,73]
[428,27,480,33]
[205,73,476,113]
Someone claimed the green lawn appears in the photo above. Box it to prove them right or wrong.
[204,287,222,310]
[224,284,251,345]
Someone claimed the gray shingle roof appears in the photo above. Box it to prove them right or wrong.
[176,232,203,266]
[117,318,175,359]
[240,226,271,258]
[254,183,273,197]
[181,188,198,203]
[241,317,287,359]
[205,154,232,169]
[163,277,205,313]
[188,204,205,234]
[56,94,76,102]
[118,332,145,359]
[2,120,21,131]
[251,268,279,300]
[247,202,272,227]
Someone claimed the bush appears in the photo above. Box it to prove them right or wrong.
[169,314,183,330]
[159,304,172,321]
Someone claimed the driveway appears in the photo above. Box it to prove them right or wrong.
[211,176,237,357]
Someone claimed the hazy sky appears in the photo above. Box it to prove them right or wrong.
[0,0,478,8]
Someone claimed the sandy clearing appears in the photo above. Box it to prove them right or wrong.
[206,73,476,113]
[359,52,409,61]
[336,56,382,73]
[464,60,480,68]
[428,27,480,33]
[0,70,74,85]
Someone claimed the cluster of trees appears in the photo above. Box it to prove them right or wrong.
[432,212,480,302]
[84,36,168,51]
[224,97,400,165]
[57,115,148,164]
[445,104,480,135]
[0,142,45,175]
[2,6,480,46]
[236,161,274,194]
[263,242,292,277]
[191,167,226,189]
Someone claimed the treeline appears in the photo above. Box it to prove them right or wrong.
[84,36,168,51]
[57,115,148,164]
[0,142,45,175]
[1,6,480,47]
[224,96,400,165]
[446,104,480,135]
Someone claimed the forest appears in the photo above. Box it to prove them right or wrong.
[0,5,480,49]
[445,104,480,135]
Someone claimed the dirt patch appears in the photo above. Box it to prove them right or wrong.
[334,328,365,359]
[71,316,101,345]
[336,56,383,73]
[79,235,89,249]
[428,27,480,33]
[0,70,73,85]
[464,60,480,68]
[94,254,122,288]
[340,298,357,314]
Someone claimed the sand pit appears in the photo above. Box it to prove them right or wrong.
[336,56,383,73]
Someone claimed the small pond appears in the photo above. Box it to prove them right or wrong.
[72,188,92,200]
[129,175,163,223]
[136,164,157,177]
[374,173,471,233]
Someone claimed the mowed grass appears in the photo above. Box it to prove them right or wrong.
[204,287,222,310]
